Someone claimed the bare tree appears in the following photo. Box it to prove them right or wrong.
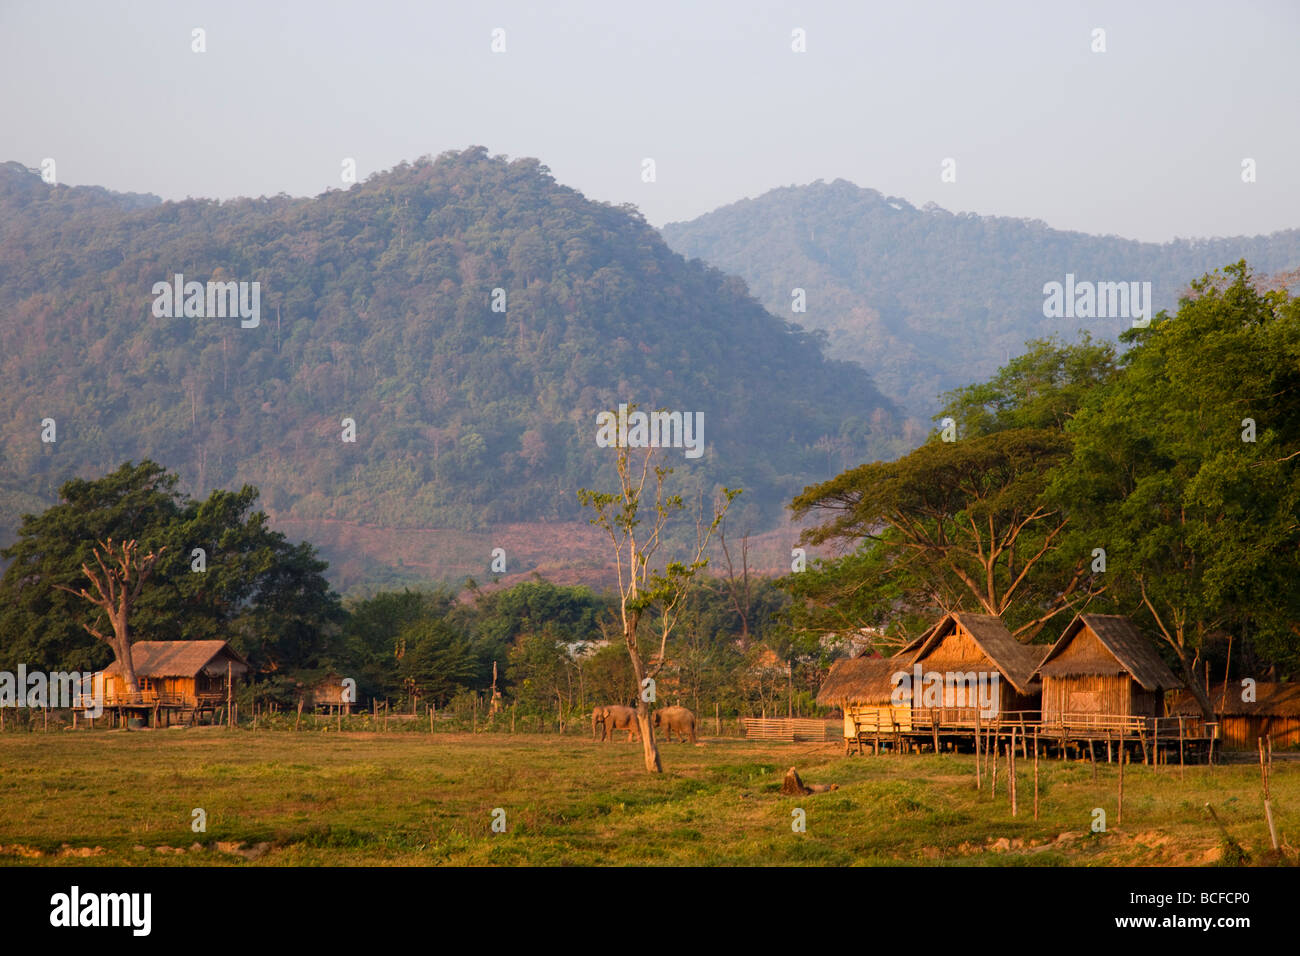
[718,520,753,648]
[579,435,738,773]
[54,538,166,697]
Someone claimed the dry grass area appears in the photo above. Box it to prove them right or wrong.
[0,729,1295,866]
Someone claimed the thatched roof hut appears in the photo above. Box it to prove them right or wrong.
[1169,681,1300,749]
[101,640,248,706]
[910,612,1045,704]
[1034,615,1180,726]
[816,656,903,708]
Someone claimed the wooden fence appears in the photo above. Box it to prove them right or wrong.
[741,717,837,741]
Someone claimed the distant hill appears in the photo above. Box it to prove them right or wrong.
[0,151,902,584]
[662,181,1300,417]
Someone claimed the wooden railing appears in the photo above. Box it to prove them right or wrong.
[103,691,190,707]
[846,711,1219,741]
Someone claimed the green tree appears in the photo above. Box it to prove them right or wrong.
[0,461,342,678]
[1049,262,1300,710]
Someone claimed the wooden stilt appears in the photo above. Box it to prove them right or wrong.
[1178,718,1185,779]
[1009,730,1017,816]
[1033,730,1039,821]
[991,727,999,799]
[974,709,982,791]
[1118,749,1125,826]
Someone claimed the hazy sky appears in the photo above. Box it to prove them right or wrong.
[2,0,1297,241]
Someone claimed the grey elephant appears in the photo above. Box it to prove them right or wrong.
[592,704,640,742]
[652,705,697,743]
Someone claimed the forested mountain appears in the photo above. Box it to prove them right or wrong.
[0,151,901,569]
[662,181,1300,416]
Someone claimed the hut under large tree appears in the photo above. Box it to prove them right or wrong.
[98,640,248,725]
[905,612,1045,721]
[1034,614,1181,730]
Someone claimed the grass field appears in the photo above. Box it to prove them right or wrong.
[1,729,1296,866]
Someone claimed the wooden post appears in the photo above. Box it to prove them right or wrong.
[1033,730,1039,821]
[227,661,233,730]
[1118,748,1125,826]
[1106,731,1112,763]
[715,702,721,737]
[430,705,434,733]
[991,726,998,799]
[1153,718,1159,769]
[385,700,389,733]
[1178,718,1185,779]
[1009,730,1017,816]
[974,709,982,790]
[1260,737,1279,851]
[1088,739,1097,781]
[511,702,515,735]
[337,706,341,733]
[296,696,303,731]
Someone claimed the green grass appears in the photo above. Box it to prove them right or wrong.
[0,729,1295,866]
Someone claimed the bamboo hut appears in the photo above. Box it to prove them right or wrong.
[906,612,1045,721]
[1035,614,1181,731]
[307,672,353,713]
[817,655,913,744]
[1169,681,1300,750]
[98,640,248,725]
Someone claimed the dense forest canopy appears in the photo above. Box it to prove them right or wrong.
[0,151,903,562]
[663,180,1300,418]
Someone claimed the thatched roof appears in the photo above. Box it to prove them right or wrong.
[103,640,249,679]
[1036,615,1181,691]
[914,613,1045,696]
[1169,682,1300,718]
[816,656,905,707]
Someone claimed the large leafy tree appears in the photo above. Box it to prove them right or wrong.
[0,461,342,675]
[785,336,1116,643]
[1048,263,1300,710]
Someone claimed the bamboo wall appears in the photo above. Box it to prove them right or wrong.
[1042,674,1131,723]
[1220,715,1300,750]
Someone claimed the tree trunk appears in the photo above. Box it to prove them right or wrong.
[634,704,660,773]
[1178,654,1215,721]
[624,609,662,773]
[110,611,139,697]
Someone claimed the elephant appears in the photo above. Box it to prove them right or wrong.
[652,705,697,744]
[592,704,640,742]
